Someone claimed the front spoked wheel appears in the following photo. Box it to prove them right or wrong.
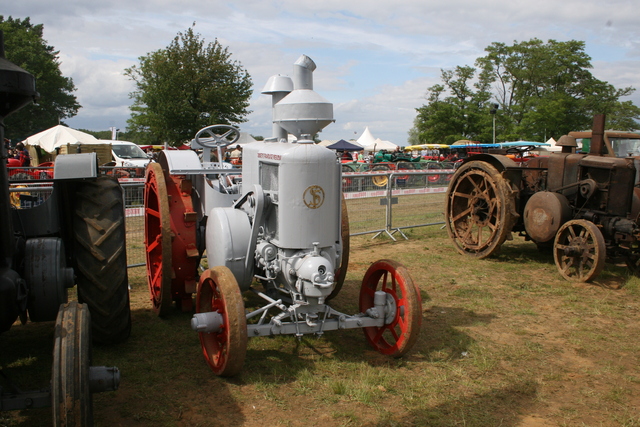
[359,259,422,357]
[196,267,247,376]
[553,219,606,282]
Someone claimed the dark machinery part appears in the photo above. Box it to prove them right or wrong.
[0,33,127,421]
[446,114,640,282]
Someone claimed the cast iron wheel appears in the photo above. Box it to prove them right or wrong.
[359,259,422,357]
[327,196,350,301]
[52,302,93,426]
[553,219,606,282]
[371,164,390,188]
[196,266,248,376]
[144,162,173,316]
[73,176,131,344]
[445,160,517,258]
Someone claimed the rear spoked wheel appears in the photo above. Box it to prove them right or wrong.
[445,160,517,258]
[144,163,173,315]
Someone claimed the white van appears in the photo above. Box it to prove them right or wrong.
[98,140,150,168]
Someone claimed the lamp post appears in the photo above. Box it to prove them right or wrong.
[489,103,499,144]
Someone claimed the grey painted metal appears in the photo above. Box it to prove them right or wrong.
[88,366,120,393]
[53,152,98,179]
[272,55,334,139]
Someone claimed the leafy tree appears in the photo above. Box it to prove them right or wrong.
[1,16,80,142]
[78,129,137,142]
[414,66,492,144]
[125,26,252,146]
[413,38,640,144]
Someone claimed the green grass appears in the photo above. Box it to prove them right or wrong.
[4,198,640,426]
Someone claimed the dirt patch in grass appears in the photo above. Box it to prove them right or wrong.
[2,226,640,426]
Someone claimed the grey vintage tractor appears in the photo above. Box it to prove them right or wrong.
[0,34,130,425]
[144,55,423,376]
[445,113,640,282]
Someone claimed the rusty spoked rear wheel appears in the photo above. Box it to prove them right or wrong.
[445,160,517,258]
[144,163,173,315]
[196,266,247,377]
[553,219,606,282]
[359,259,422,357]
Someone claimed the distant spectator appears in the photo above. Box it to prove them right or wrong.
[15,142,30,167]
[230,144,242,159]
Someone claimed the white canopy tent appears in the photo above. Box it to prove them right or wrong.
[357,126,377,147]
[363,138,398,152]
[23,125,99,153]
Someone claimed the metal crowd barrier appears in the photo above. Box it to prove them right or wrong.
[8,167,454,268]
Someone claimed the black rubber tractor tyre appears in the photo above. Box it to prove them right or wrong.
[73,176,131,344]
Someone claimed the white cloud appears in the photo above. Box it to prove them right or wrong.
[5,0,640,138]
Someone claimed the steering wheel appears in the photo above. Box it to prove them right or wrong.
[195,125,240,149]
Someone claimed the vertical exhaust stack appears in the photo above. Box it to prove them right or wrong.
[590,114,606,156]
[261,74,293,142]
[272,55,334,142]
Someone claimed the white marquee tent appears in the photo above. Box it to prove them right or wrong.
[356,127,398,152]
[23,125,99,153]
[363,138,398,152]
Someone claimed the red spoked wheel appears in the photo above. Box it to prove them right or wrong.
[145,162,199,315]
[359,259,422,357]
[196,267,247,377]
[145,163,173,315]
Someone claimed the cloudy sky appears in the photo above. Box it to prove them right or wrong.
[4,0,640,145]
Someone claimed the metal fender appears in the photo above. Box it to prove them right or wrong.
[157,149,202,173]
[206,207,253,291]
[53,153,98,179]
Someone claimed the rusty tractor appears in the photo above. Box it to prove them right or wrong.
[445,113,640,282]
[0,34,130,425]
[144,55,422,376]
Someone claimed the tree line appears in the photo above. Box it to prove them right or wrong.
[409,38,640,145]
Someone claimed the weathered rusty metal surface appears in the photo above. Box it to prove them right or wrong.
[553,219,606,282]
[523,192,572,243]
[445,160,518,258]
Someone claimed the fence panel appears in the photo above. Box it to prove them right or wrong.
[7,166,455,268]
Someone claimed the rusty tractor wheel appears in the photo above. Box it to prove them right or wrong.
[52,302,93,426]
[196,266,247,376]
[553,219,606,282]
[445,160,518,258]
[359,259,422,357]
[73,177,131,344]
[327,196,350,301]
[145,162,199,315]
[371,164,390,188]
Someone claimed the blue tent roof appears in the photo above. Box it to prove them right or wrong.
[326,139,363,151]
